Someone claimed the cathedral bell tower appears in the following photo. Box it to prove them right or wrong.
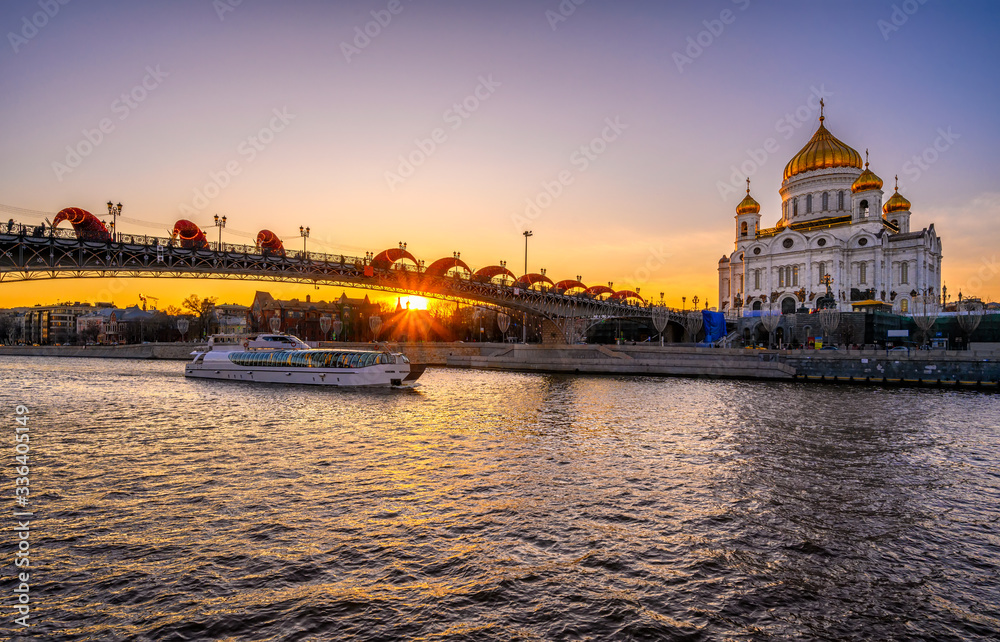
[735,178,761,249]
[850,149,884,222]
[883,175,912,233]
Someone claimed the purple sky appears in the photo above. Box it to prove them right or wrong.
[2,0,998,307]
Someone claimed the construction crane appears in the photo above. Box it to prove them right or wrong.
[139,294,159,311]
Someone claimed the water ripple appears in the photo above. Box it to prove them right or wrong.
[1,357,998,640]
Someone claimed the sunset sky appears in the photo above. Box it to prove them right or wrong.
[2,0,999,310]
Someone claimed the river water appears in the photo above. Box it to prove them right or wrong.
[1,356,998,641]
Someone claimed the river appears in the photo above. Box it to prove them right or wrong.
[1,356,998,640]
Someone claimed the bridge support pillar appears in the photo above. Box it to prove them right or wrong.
[540,317,587,344]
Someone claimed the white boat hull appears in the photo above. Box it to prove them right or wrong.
[184,362,418,387]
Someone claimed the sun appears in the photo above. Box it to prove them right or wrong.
[399,296,429,310]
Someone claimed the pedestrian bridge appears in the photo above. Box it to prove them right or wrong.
[1,219,688,343]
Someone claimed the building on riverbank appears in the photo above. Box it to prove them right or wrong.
[719,103,943,316]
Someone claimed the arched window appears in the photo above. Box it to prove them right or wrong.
[793,198,798,216]
[900,262,909,284]
[781,297,796,314]
[806,194,813,213]
[740,221,748,237]
[838,191,845,210]
[822,192,829,210]
[819,262,827,281]
[900,298,909,313]
[752,300,762,311]
[859,262,867,284]
[859,199,869,218]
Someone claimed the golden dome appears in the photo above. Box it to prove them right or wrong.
[736,178,760,215]
[883,175,911,213]
[852,150,883,193]
[782,104,862,180]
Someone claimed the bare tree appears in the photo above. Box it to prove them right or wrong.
[182,295,218,338]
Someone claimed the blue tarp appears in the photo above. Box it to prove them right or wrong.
[701,310,727,344]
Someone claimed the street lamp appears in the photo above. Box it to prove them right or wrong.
[106,201,122,242]
[299,226,310,256]
[213,214,227,250]
[521,230,532,342]
[522,230,532,276]
[693,295,699,310]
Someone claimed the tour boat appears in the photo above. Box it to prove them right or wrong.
[184,334,425,387]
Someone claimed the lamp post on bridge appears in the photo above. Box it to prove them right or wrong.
[522,230,532,343]
[299,226,310,258]
[106,201,122,242]
[213,214,227,251]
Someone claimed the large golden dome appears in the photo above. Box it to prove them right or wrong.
[883,176,911,213]
[736,179,760,215]
[783,111,863,181]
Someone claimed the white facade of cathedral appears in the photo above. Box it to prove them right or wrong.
[718,107,943,316]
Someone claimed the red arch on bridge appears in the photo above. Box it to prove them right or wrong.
[517,273,554,288]
[173,220,208,249]
[371,248,418,270]
[473,265,516,282]
[424,256,471,277]
[256,229,284,253]
[555,279,587,292]
[584,285,615,297]
[52,208,111,242]
[611,290,645,304]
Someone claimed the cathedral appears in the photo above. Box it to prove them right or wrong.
[718,102,943,316]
